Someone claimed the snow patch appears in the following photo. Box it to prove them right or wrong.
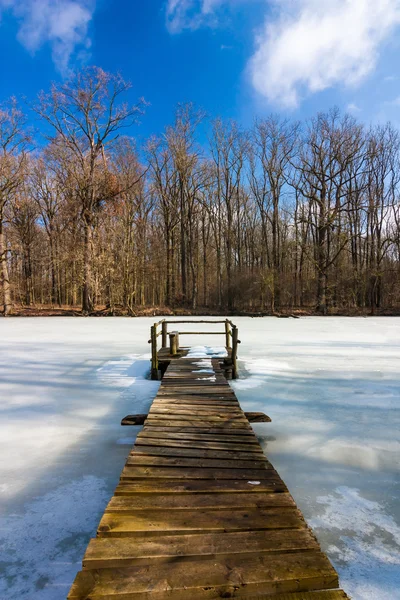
[187,345,226,358]
[310,487,400,599]
[0,476,109,599]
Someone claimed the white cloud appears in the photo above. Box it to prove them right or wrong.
[347,103,361,114]
[250,0,400,108]
[0,0,95,73]
[167,0,400,108]
[166,0,226,33]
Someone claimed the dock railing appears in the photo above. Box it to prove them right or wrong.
[149,319,240,380]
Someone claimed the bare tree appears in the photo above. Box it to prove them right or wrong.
[36,67,145,313]
[0,98,29,315]
[248,116,299,310]
[295,109,366,313]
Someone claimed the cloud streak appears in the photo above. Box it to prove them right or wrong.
[0,0,95,73]
[166,0,227,33]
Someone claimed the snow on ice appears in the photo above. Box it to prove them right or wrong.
[0,316,399,599]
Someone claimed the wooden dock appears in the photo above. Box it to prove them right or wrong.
[68,322,349,600]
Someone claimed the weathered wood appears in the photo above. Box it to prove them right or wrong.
[122,411,271,426]
[120,465,273,480]
[232,325,239,379]
[69,551,338,599]
[225,319,231,349]
[126,454,271,470]
[135,437,265,453]
[137,430,259,443]
[245,411,272,423]
[83,528,318,568]
[105,492,296,512]
[169,331,179,355]
[157,388,237,396]
[143,425,255,435]
[132,445,264,460]
[115,477,288,494]
[144,419,252,429]
[147,410,246,420]
[121,414,147,426]
[241,593,349,600]
[151,399,241,408]
[68,333,347,600]
[161,321,167,348]
[97,507,306,536]
[150,325,159,380]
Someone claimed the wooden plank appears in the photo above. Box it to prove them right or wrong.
[151,398,241,406]
[68,551,338,599]
[144,420,252,429]
[115,477,288,494]
[123,411,271,426]
[121,414,147,426]
[147,411,246,421]
[137,430,259,444]
[161,376,225,380]
[120,465,274,480]
[135,439,263,454]
[135,437,263,456]
[142,425,258,436]
[97,507,306,536]
[126,454,271,470]
[241,593,349,600]
[150,404,243,414]
[157,386,235,394]
[156,393,237,399]
[146,416,248,426]
[105,492,296,512]
[83,528,319,567]
[132,445,264,460]
[159,384,231,389]
[245,412,272,423]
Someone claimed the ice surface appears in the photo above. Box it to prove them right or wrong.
[0,316,399,599]
[0,318,159,599]
[231,316,400,600]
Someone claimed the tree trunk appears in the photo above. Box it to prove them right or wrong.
[316,200,328,314]
[82,221,94,314]
[0,219,11,315]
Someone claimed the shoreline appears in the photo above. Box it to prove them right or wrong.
[2,306,400,317]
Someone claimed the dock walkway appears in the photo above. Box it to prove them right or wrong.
[68,333,348,599]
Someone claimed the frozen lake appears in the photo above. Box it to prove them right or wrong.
[0,317,399,599]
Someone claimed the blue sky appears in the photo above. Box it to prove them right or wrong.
[1,0,400,140]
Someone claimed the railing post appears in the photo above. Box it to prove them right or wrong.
[225,320,231,349]
[169,331,179,356]
[232,326,239,379]
[150,325,158,380]
[161,321,168,348]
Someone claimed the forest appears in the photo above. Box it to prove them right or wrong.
[0,66,399,316]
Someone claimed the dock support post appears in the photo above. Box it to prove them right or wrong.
[169,331,179,356]
[161,321,167,348]
[150,325,158,380]
[225,320,231,349]
[232,326,239,379]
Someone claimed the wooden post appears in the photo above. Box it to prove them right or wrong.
[150,325,158,380]
[169,331,179,356]
[225,320,231,349]
[161,321,168,348]
[232,326,239,379]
